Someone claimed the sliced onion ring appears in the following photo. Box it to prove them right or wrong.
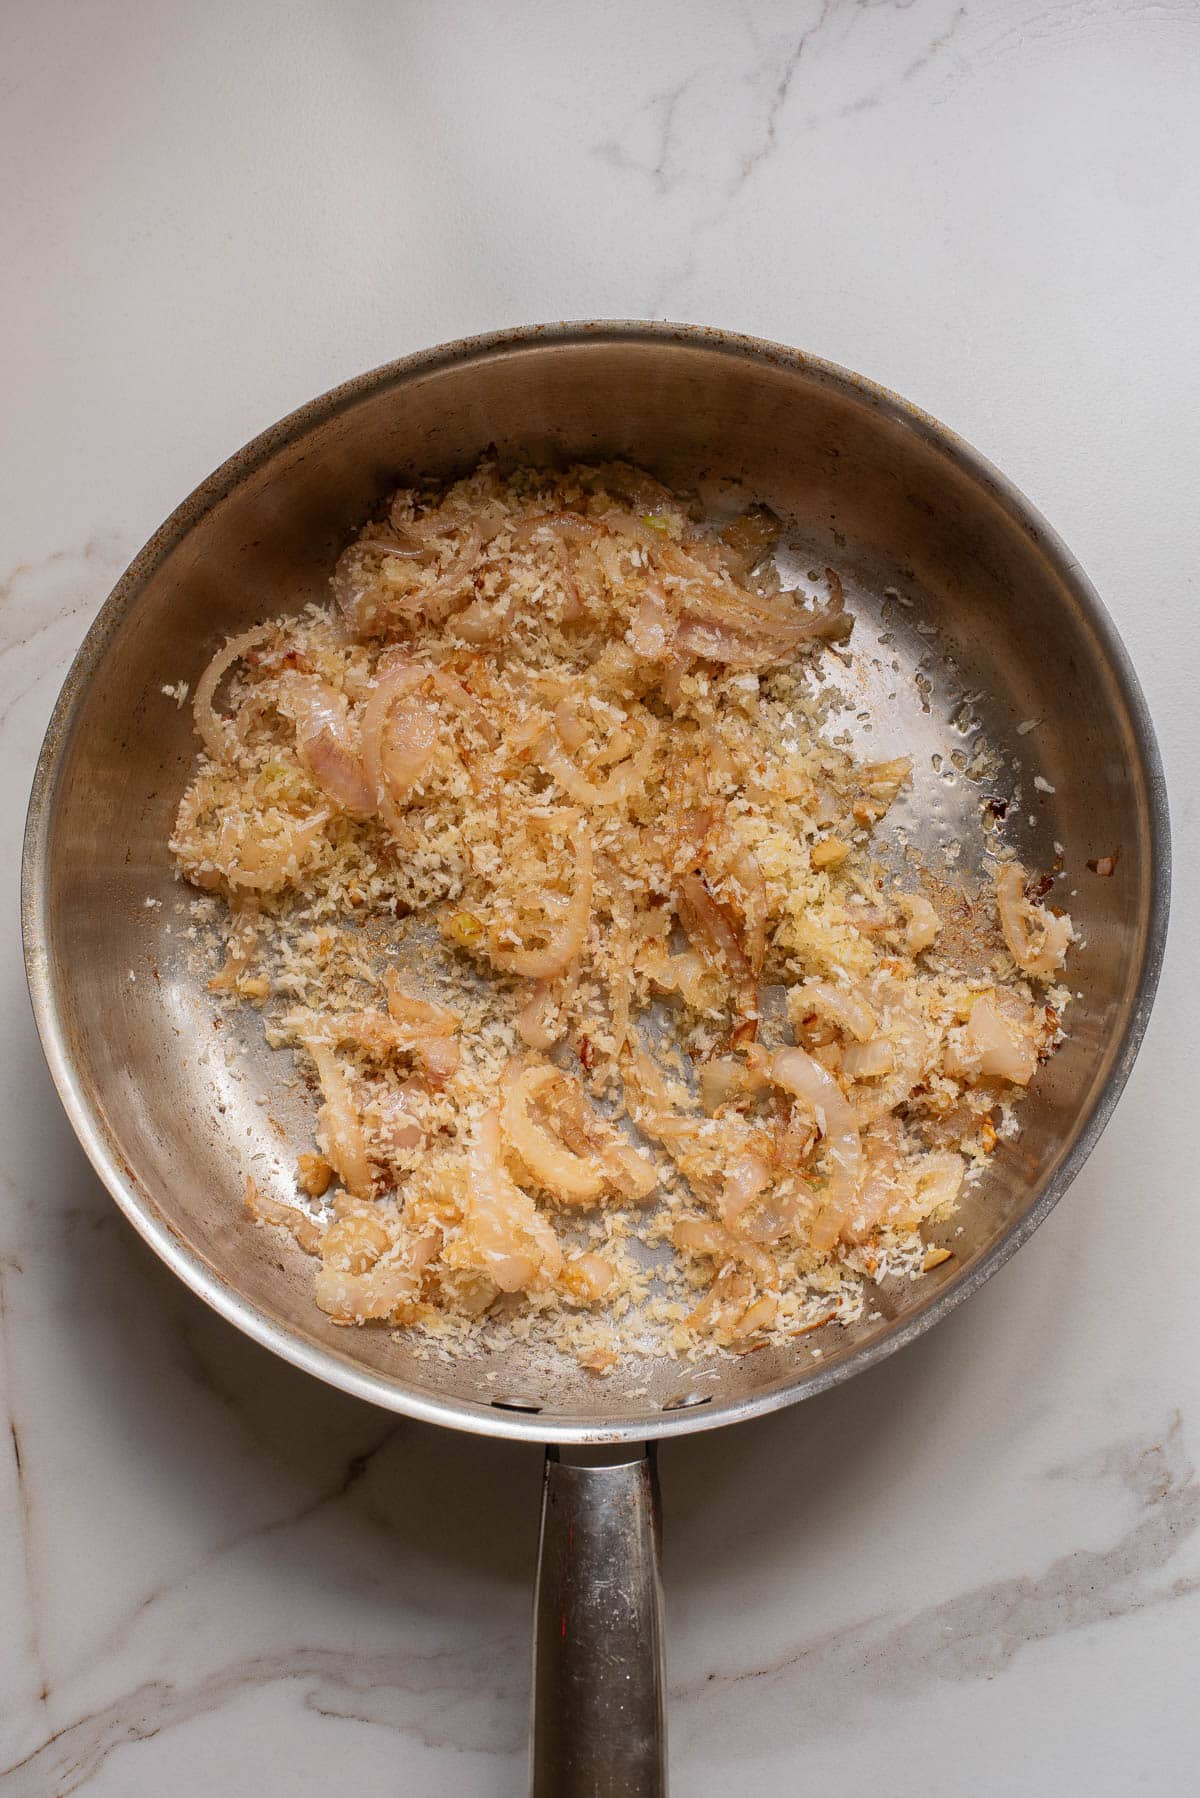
[193,624,276,761]
[279,676,376,816]
[995,862,1072,978]
[501,1062,606,1202]
[466,1109,563,1292]
[539,709,659,808]
[769,1046,862,1254]
[487,819,593,979]
[303,1037,372,1200]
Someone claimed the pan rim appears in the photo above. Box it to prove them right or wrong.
[20,319,1172,1443]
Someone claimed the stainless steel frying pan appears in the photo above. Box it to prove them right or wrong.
[21,323,1169,1794]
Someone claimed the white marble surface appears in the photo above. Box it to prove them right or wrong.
[2,2,1198,1792]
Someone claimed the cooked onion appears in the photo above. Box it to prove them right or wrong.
[604,1139,658,1203]
[331,547,379,633]
[455,590,514,644]
[279,676,376,816]
[596,506,853,663]
[995,863,1072,978]
[898,891,941,955]
[298,991,460,1087]
[643,943,719,1011]
[516,978,564,1050]
[430,668,500,747]
[840,1121,901,1242]
[214,808,329,894]
[487,819,593,978]
[501,1061,654,1204]
[677,873,759,1040]
[305,1038,372,1199]
[412,1033,460,1084]
[372,1086,425,1154]
[672,1217,775,1286]
[620,1047,708,1150]
[600,863,635,1057]
[564,1252,615,1302]
[719,1149,772,1225]
[850,983,928,1125]
[383,698,438,803]
[770,1046,862,1252]
[842,1037,895,1081]
[553,697,589,752]
[336,524,484,636]
[507,509,597,547]
[207,902,260,993]
[384,970,459,1037]
[315,1258,425,1324]
[677,582,829,648]
[501,1062,606,1202]
[408,523,483,621]
[360,661,435,830]
[718,505,782,577]
[672,618,790,670]
[244,1175,323,1255]
[465,1109,563,1292]
[531,1062,658,1199]
[657,645,695,705]
[950,991,1038,1085]
[698,1055,748,1112]
[388,990,461,1082]
[794,978,878,1042]
[731,845,768,976]
[354,528,429,560]
[629,583,672,658]
[302,724,376,815]
[193,624,276,761]
[906,1151,965,1224]
[853,1144,964,1240]
[539,710,659,808]
[685,1265,752,1336]
[674,577,850,665]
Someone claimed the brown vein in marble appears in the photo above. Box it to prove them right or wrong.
[730,0,836,197]
[76,1422,405,1681]
[627,0,967,313]
[0,1633,526,1795]
[5,1417,1198,1790]
[0,533,127,627]
[593,68,703,195]
[836,3,967,117]
[0,534,130,731]
[0,1258,51,1709]
[595,2,835,207]
[674,1415,1200,1732]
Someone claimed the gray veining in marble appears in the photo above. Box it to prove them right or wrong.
[2,0,1198,1792]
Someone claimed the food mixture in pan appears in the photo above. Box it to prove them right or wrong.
[171,460,1074,1366]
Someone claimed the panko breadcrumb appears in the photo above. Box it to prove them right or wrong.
[170,458,1073,1366]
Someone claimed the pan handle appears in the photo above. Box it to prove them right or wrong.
[531,1442,667,1796]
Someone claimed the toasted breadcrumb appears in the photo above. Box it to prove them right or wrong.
[172,460,1073,1362]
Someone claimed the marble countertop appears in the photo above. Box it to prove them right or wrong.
[2,2,1197,1792]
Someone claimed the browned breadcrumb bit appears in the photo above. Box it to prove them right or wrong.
[297,1152,334,1198]
[791,1311,837,1338]
[811,836,850,869]
[171,458,1075,1365]
[244,1174,324,1255]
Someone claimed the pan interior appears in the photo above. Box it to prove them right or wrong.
[24,329,1163,1439]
